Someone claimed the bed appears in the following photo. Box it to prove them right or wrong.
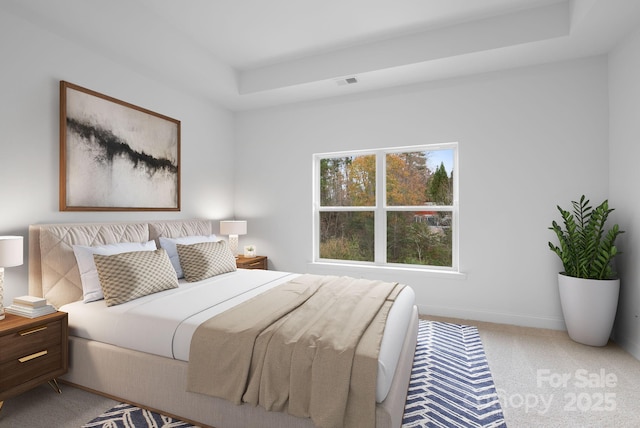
[28,219,419,428]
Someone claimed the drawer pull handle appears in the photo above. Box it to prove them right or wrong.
[19,326,47,336]
[19,350,48,363]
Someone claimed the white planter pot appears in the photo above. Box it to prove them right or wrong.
[558,273,620,346]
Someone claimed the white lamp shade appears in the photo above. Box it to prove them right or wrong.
[0,236,23,267]
[219,220,247,236]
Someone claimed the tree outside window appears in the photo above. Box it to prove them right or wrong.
[315,144,457,269]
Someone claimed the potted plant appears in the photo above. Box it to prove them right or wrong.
[243,245,256,258]
[548,195,624,346]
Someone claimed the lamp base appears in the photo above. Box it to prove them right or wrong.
[0,267,4,320]
[228,235,239,257]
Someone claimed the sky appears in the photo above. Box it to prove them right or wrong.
[426,149,454,175]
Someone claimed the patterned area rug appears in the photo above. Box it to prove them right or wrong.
[84,320,506,428]
[403,321,506,427]
[82,403,197,428]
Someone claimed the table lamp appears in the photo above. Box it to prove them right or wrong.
[219,220,247,257]
[0,236,24,320]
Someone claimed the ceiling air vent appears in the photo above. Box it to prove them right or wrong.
[335,76,358,86]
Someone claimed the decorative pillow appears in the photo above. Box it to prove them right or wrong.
[176,240,237,282]
[73,241,157,303]
[158,234,218,278]
[93,249,179,307]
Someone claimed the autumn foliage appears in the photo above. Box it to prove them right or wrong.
[319,150,453,266]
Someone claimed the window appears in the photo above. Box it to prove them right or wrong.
[313,143,458,270]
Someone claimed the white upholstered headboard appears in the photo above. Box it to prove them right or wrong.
[28,219,213,308]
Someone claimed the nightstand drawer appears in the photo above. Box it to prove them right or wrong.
[236,255,267,270]
[0,320,62,362]
[0,345,63,391]
[0,312,68,402]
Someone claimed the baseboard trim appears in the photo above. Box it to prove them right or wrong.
[417,304,567,331]
[610,331,640,360]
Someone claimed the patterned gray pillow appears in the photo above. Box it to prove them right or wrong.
[93,249,179,307]
[176,240,237,282]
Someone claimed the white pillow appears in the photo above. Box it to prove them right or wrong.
[72,241,157,303]
[159,235,218,278]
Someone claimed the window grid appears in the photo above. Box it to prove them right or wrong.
[313,143,458,271]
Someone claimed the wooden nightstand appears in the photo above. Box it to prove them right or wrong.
[236,255,268,270]
[0,311,68,409]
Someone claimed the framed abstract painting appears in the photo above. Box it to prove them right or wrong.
[60,81,180,211]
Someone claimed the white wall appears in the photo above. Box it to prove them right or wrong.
[0,11,236,304]
[235,57,610,330]
[1,5,625,340]
[609,24,640,359]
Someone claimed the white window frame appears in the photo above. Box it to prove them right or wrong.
[312,142,459,272]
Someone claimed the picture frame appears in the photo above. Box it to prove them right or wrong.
[59,81,181,211]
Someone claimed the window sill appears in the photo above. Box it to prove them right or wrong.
[307,261,467,280]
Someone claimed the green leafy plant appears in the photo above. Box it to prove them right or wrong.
[549,195,623,280]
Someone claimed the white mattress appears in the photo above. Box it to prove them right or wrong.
[60,269,415,402]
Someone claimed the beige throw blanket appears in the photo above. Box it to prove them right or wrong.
[187,274,405,428]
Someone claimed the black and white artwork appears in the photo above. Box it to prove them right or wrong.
[60,81,180,211]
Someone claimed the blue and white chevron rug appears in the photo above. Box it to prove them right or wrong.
[84,320,506,428]
[82,403,196,427]
[403,320,506,428]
